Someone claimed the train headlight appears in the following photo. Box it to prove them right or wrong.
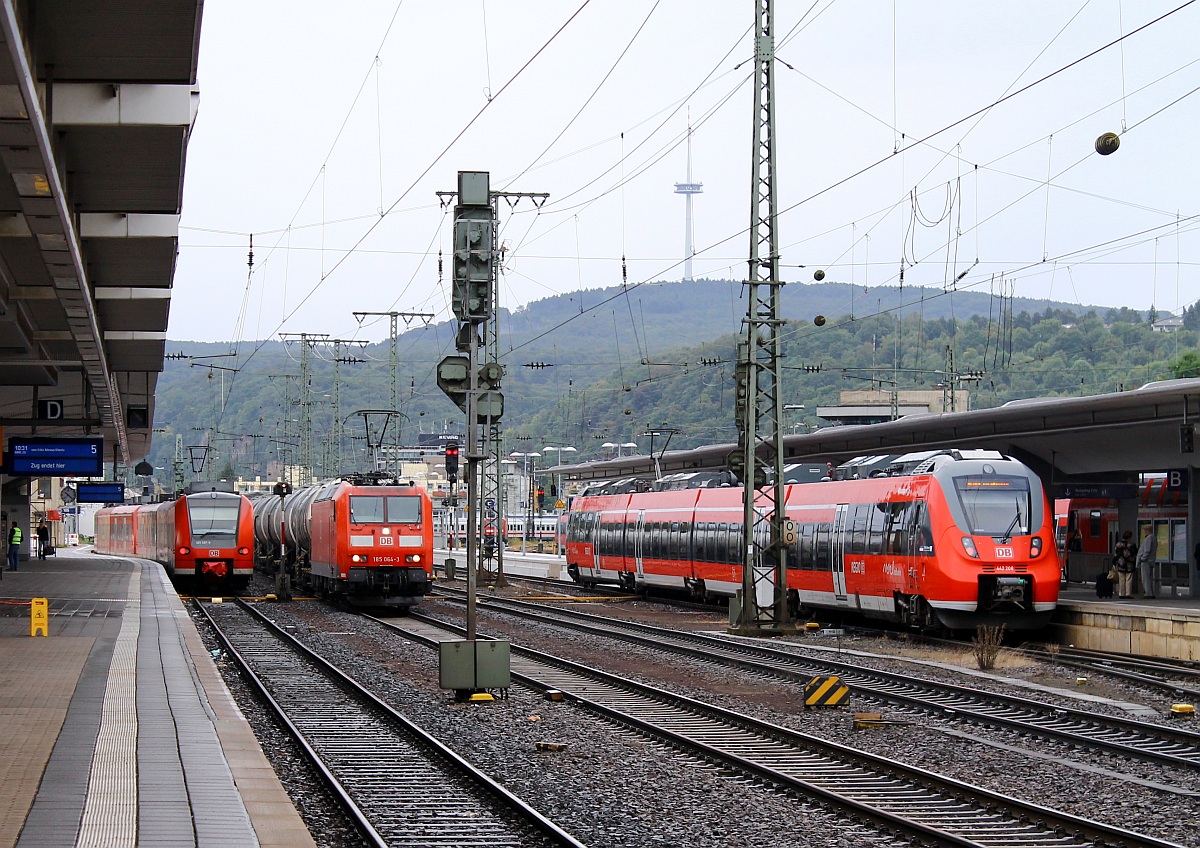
[351,554,367,563]
[238,546,250,556]
[178,546,191,556]
[961,537,980,559]
[1030,537,1043,558]
[406,554,422,563]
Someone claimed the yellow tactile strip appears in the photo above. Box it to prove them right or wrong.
[77,571,140,848]
[0,637,95,848]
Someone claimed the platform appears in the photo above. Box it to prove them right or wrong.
[0,551,315,848]
[1052,583,1200,661]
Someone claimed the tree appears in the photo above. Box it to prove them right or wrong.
[1170,351,1200,379]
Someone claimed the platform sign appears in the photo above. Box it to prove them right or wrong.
[1060,483,1139,499]
[8,437,103,476]
[1165,469,1190,492]
[76,482,125,504]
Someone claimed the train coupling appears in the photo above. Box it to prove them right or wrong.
[199,560,230,579]
[978,575,1029,612]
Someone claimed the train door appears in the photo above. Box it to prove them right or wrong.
[634,510,646,580]
[591,512,602,576]
[831,504,849,600]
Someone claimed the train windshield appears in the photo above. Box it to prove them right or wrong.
[188,501,240,543]
[953,475,1032,537]
[349,495,422,525]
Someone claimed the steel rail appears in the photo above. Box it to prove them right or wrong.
[434,586,1200,770]
[373,611,1184,848]
[198,598,587,848]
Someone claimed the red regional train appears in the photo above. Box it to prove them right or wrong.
[93,490,255,592]
[1055,474,1186,556]
[566,449,1059,631]
[252,475,433,608]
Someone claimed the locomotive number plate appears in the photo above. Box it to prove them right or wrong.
[994,547,1014,558]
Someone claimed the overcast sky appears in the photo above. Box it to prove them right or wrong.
[169,1,1200,344]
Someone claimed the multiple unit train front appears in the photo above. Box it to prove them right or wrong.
[94,491,255,592]
[253,478,433,607]
[566,450,1059,631]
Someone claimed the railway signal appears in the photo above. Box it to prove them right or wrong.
[445,440,460,483]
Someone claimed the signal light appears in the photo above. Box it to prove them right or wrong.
[1181,424,1195,454]
[445,440,460,481]
[537,486,546,511]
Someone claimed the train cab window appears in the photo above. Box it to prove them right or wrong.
[349,496,386,524]
[187,498,240,542]
[1088,510,1102,538]
[386,496,422,525]
[953,475,1031,537]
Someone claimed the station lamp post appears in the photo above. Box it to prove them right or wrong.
[602,442,639,458]
[541,445,577,510]
[783,403,809,434]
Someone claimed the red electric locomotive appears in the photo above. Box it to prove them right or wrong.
[566,449,1059,631]
[94,490,255,592]
[256,475,433,607]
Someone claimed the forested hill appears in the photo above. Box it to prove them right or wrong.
[152,278,1195,479]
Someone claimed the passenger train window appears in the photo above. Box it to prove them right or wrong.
[868,504,888,554]
[849,505,868,554]
[814,523,831,570]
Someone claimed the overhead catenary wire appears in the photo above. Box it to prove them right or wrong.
[189,3,1200,450]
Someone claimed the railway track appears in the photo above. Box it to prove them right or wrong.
[1023,644,1200,700]
[369,609,1185,848]
[433,587,1200,774]
[195,598,586,848]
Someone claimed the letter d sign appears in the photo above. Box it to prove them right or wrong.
[37,400,63,420]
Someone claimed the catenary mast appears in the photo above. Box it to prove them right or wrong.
[732,0,791,635]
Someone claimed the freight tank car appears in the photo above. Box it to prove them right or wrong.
[566,449,1059,631]
[253,475,433,608]
[94,490,255,593]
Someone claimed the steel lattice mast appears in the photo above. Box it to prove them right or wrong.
[732,0,791,634]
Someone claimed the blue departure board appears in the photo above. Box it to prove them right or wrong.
[76,482,126,503]
[9,437,104,476]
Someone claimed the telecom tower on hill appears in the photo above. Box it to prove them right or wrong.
[674,124,703,281]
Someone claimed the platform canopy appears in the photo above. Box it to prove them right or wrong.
[0,1,202,466]
[547,379,1200,492]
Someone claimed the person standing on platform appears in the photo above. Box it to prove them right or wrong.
[1112,530,1137,599]
[7,522,22,571]
[36,520,49,559]
[1136,526,1157,599]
